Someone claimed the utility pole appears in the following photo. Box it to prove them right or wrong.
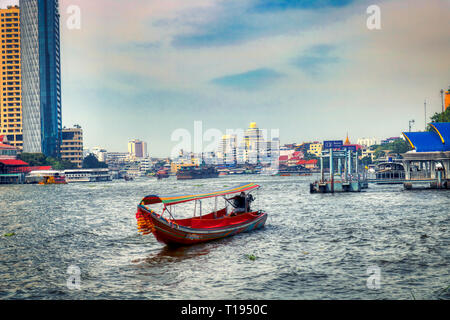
[441,89,445,113]
[424,100,427,131]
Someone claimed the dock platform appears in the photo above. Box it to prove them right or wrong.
[310,143,366,193]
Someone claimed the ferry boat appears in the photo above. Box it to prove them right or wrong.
[259,167,279,176]
[64,169,112,183]
[374,161,405,184]
[26,170,67,185]
[176,166,219,180]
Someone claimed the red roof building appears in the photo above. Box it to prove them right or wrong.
[0,159,28,166]
[280,150,306,166]
[0,159,29,174]
[292,151,304,159]
[296,159,318,169]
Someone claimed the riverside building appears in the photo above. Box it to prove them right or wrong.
[21,0,62,157]
[0,5,22,149]
[61,127,83,168]
[308,142,323,157]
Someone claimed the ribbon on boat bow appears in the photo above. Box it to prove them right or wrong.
[136,208,155,235]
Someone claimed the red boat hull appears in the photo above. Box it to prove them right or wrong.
[136,206,267,246]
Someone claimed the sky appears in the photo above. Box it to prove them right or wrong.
[1,0,450,157]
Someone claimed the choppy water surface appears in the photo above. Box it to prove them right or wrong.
[1,175,449,300]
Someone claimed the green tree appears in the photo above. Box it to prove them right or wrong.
[18,153,79,169]
[390,139,411,154]
[82,154,108,169]
[372,140,411,159]
[46,157,77,170]
[373,148,387,159]
[18,153,47,166]
[427,108,450,130]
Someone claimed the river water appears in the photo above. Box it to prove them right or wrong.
[0,175,449,300]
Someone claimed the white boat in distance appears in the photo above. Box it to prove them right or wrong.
[64,169,112,183]
[260,167,279,176]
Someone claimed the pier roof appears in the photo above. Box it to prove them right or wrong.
[429,123,450,146]
[403,123,450,152]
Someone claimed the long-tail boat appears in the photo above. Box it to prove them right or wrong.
[136,183,267,246]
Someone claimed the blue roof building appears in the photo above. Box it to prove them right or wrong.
[401,123,450,188]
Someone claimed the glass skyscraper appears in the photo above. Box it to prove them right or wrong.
[21,0,61,157]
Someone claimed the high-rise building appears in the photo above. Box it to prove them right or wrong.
[233,122,278,165]
[128,139,148,159]
[0,6,22,149]
[61,127,83,168]
[243,122,266,163]
[218,134,237,164]
[21,0,62,157]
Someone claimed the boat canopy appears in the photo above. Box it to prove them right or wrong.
[140,182,260,206]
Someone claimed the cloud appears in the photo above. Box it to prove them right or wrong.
[251,0,355,11]
[166,0,371,50]
[129,42,162,50]
[211,68,284,90]
[170,0,354,48]
[293,44,341,77]
[172,18,261,48]
[170,1,263,48]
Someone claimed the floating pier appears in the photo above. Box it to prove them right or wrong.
[310,142,366,193]
[0,173,25,184]
[401,151,450,190]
